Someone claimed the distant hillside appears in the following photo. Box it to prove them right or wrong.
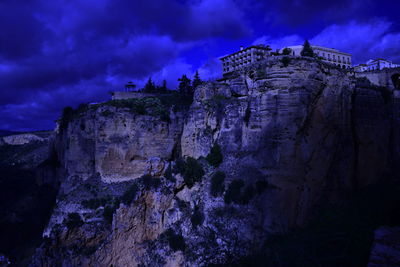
[0,130,52,138]
[0,130,21,137]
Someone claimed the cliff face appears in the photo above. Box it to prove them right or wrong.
[56,101,184,183]
[32,57,400,266]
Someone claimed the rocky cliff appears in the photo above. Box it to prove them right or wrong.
[31,57,400,266]
[0,131,57,266]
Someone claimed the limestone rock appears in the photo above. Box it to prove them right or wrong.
[31,57,400,266]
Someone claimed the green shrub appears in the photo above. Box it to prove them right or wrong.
[255,180,270,194]
[164,164,176,182]
[240,185,255,204]
[210,171,225,197]
[142,174,161,190]
[172,157,204,188]
[64,212,84,229]
[164,229,186,251]
[191,207,204,228]
[282,47,292,55]
[121,183,139,205]
[172,158,186,174]
[224,179,245,204]
[206,143,223,167]
[183,157,205,188]
[281,57,291,67]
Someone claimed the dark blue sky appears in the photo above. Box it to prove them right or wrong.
[0,0,399,131]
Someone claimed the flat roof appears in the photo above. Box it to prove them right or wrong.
[220,45,271,60]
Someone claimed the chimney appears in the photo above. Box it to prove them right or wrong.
[240,46,244,51]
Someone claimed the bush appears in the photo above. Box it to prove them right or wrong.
[240,185,255,204]
[103,201,120,224]
[64,212,84,229]
[282,47,292,55]
[121,183,139,205]
[164,229,186,251]
[224,179,245,204]
[255,180,270,194]
[206,143,223,167]
[172,157,186,174]
[142,174,161,190]
[172,157,204,188]
[183,157,205,188]
[191,207,204,228]
[281,57,291,67]
[210,171,225,197]
[164,163,176,182]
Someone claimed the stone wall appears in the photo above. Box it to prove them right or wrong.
[111,91,158,100]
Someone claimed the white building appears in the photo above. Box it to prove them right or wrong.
[220,45,272,75]
[353,58,400,72]
[282,45,352,69]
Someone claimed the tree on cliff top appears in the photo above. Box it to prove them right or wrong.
[143,77,156,93]
[178,74,192,97]
[301,40,314,57]
[192,70,203,89]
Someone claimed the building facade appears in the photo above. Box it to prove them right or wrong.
[354,59,400,72]
[220,45,272,75]
[282,45,352,69]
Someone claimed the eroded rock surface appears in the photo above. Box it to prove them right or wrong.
[31,57,400,266]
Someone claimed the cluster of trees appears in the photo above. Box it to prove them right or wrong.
[125,70,203,98]
[177,70,203,98]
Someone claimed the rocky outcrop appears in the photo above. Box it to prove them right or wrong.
[56,101,184,182]
[32,57,400,266]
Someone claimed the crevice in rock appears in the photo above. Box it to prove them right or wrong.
[173,183,186,196]
[296,85,324,137]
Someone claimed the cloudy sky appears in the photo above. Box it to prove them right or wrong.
[0,0,399,131]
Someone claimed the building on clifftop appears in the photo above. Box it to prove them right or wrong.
[354,58,400,72]
[220,45,272,76]
[281,45,352,69]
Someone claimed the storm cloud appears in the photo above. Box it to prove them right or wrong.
[0,0,398,131]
